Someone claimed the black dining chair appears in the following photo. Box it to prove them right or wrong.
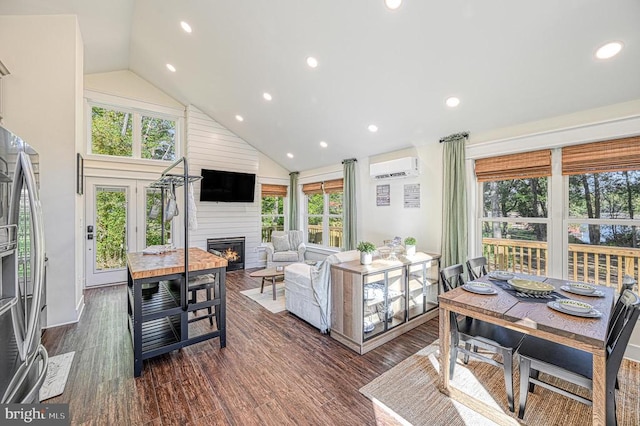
[188,273,219,327]
[517,289,640,424]
[440,264,524,412]
[466,256,488,281]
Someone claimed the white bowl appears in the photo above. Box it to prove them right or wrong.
[490,270,514,281]
[558,299,593,313]
[568,282,596,294]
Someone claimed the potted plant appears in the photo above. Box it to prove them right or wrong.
[404,237,417,256]
[357,241,376,265]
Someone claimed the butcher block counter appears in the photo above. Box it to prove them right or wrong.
[127,247,227,376]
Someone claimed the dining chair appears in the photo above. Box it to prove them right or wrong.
[188,273,219,327]
[439,264,524,412]
[466,256,488,281]
[517,290,640,424]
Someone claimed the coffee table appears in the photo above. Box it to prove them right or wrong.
[249,267,285,300]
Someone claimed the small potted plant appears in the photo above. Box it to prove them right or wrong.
[357,241,376,265]
[404,237,417,256]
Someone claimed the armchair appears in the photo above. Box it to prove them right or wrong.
[263,230,306,268]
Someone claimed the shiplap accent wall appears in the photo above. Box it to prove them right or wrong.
[186,105,260,268]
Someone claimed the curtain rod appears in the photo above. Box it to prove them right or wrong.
[439,131,470,143]
[341,158,357,164]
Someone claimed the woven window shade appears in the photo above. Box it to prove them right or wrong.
[261,184,287,197]
[323,178,344,194]
[302,182,323,195]
[562,136,640,175]
[474,149,552,182]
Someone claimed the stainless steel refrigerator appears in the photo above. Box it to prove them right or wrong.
[0,125,48,404]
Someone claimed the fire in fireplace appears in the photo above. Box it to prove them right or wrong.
[207,237,245,271]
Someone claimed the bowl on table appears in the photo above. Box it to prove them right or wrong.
[557,299,593,314]
[489,270,515,281]
[508,278,554,295]
[567,282,596,295]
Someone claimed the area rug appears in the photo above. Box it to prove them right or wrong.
[360,341,640,426]
[40,351,75,401]
[240,284,286,313]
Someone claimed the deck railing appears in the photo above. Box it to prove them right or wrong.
[308,225,343,247]
[482,237,640,291]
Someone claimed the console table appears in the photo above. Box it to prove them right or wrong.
[330,252,440,354]
[127,247,227,376]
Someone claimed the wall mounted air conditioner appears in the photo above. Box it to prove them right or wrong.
[369,157,419,180]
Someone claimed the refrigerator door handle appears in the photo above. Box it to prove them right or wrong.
[1,345,48,404]
[9,152,46,361]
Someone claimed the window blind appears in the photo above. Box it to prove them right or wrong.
[474,149,552,182]
[302,182,323,195]
[562,136,640,175]
[323,178,343,194]
[261,184,288,197]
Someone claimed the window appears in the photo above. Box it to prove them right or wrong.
[563,137,640,286]
[261,184,287,242]
[303,179,343,248]
[476,150,551,275]
[90,104,178,161]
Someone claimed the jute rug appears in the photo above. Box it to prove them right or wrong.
[360,341,640,426]
[40,351,75,401]
[240,284,286,313]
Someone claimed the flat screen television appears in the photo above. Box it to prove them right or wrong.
[199,169,256,202]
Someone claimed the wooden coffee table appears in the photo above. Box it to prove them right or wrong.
[249,267,285,300]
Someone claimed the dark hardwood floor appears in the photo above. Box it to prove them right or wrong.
[42,269,440,425]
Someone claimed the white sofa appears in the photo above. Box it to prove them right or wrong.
[284,250,359,333]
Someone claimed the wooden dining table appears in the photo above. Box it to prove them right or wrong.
[438,274,616,426]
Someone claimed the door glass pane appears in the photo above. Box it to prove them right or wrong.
[91,106,133,157]
[145,188,171,247]
[481,221,548,275]
[307,216,323,244]
[141,116,176,161]
[328,216,343,248]
[95,187,127,270]
[483,177,548,218]
[569,171,640,219]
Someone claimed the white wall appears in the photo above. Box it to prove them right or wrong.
[0,15,84,326]
[186,105,262,268]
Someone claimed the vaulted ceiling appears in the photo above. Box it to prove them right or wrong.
[2,0,639,171]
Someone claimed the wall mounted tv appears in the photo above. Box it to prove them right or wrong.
[199,169,256,202]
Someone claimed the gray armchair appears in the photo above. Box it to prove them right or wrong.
[262,230,306,268]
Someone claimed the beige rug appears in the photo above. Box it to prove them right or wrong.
[240,284,286,313]
[360,341,640,426]
[40,351,75,401]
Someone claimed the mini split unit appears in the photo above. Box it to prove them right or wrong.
[369,157,419,180]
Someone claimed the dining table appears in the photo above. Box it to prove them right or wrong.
[438,273,616,426]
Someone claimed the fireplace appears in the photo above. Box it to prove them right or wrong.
[207,237,245,271]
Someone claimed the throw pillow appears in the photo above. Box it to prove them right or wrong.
[272,235,291,252]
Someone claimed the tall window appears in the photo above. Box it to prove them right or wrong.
[563,137,640,286]
[303,179,343,248]
[261,184,287,242]
[476,150,551,275]
[90,104,178,161]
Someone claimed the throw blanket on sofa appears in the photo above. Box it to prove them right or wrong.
[310,250,359,333]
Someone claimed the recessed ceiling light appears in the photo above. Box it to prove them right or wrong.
[385,0,402,10]
[445,96,460,108]
[287,153,294,158]
[180,21,192,33]
[595,41,623,59]
[235,115,244,122]
[263,92,273,101]
[166,63,176,72]
[368,124,378,133]
[306,57,318,68]
[319,141,328,148]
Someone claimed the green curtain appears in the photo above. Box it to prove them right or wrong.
[288,172,299,230]
[441,133,468,268]
[343,159,357,250]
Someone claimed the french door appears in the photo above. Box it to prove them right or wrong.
[84,177,170,287]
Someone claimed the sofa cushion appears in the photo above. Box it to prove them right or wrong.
[272,235,291,252]
[273,251,299,262]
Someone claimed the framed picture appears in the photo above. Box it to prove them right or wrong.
[76,153,84,195]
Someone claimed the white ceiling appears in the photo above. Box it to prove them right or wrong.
[2,0,639,171]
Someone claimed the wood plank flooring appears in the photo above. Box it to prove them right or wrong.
[42,269,440,425]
